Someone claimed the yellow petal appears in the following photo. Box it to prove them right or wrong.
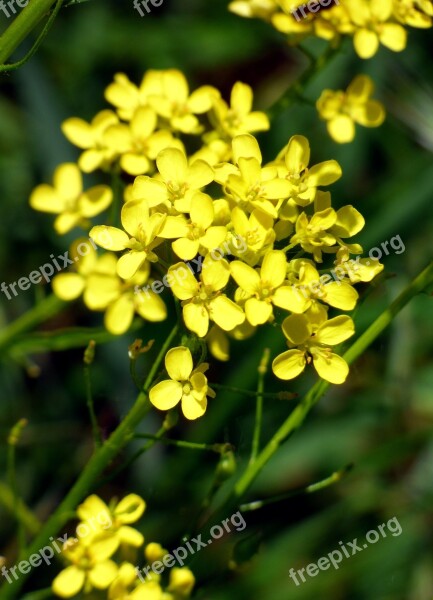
[313,352,349,384]
[315,315,355,345]
[183,302,210,337]
[231,82,253,115]
[232,134,262,164]
[90,226,129,251]
[52,566,85,598]
[117,251,147,280]
[272,349,306,380]
[77,495,109,523]
[79,185,113,218]
[285,135,310,173]
[181,393,207,420]
[149,379,183,409]
[190,192,214,229]
[61,118,94,148]
[157,148,188,183]
[104,295,135,335]
[327,116,356,143]
[88,560,118,589]
[281,314,312,344]
[30,184,62,214]
[307,160,342,186]
[245,298,272,325]
[168,264,199,299]
[380,23,407,52]
[54,163,82,202]
[230,261,260,294]
[115,494,146,523]
[135,291,167,321]
[165,346,193,380]
[272,285,310,313]
[260,250,287,288]
[208,295,245,331]
[354,29,379,59]
[324,282,358,310]
[172,238,200,261]
[117,525,144,547]
[333,205,365,237]
[201,257,230,290]
[187,160,214,189]
[52,273,85,301]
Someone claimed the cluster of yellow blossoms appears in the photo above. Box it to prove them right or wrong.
[29,68,384,421]
[52,494,194,599]
[229,0,433,58]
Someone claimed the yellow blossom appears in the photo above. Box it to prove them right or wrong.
[62,110,119,172]
[317,75,386,143]
[30,163,112,234]
[168,256,245,337]
[272,313,355,384]
[149,346,215,420]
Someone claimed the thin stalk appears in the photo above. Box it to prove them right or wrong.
[133,434,226,454]
[0,295,65,354]
[83,342,102,449]
[0,0,59,65]
[0,482,41,536]
[240,464,352,512]
[250,348,270,464]
[7,420,28,551]
[0,324,179,599]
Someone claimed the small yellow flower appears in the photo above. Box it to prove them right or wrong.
[230,250,302,325]
[167,567,195,597]
[105,72,150,121]
[149,346,215,420]
[272,313,355,384]
[211,82,270,139]
[230,206,276,265]
[108,562,163,600]
[168,256,245,337]
[90,200,167,279]
[317,75,386,143]
[347,0,407,58]
[52,533,118,598]
[62,110,119,172]
[132,147,214,213]
[30,163,112,234]
[229,0,278,20]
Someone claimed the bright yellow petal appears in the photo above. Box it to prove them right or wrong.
[232,134,262,164]
[117,525,144,547]
[52,566,85,598]
[186,160,214,189]
[52,273,85,301]
[285,135,310,173]
[230,261,260,294]
[54,163,82,202]
[315,315,355,345]
[90,226,129,251]
[104,295,135,335]
[168,264,199,299]
[272,349,306,380]
[135,291,167,321]
[165,346,193,381]
[260,250,287,288]
[30,184,63,214]
[324,282,358,310]
[115,494,146,523]
[149,379,183,409]
[181,393,207,420]
[313,352,349,384]
[157,147,188,183]
[272,285,310,313]
[307,160,342,186]
[208,295,245,331]
[281,314,312,344]
[354,29,379,59]
[183,302,210,337]
[117,251,147,280]
[327,116,356,143]
[201,257,230,290]
[245,298,272,325]
[88,560,118,589]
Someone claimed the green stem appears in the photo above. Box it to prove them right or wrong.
[250,348,270,464]
[133,434,227,453]
[0,324,179,600]
[0,0,59,65]
[0,482,41,536]
[240,464,352,512]
[83,361,102,449]
[233,261,433,498]
[0,295,65,355]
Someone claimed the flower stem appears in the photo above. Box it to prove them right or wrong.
[133,434,227,454]
[250,348,270,464]
[0,0,60,66]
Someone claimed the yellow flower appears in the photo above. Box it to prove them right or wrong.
[103,107,181,176]
[145,69,219,134]
[132,147,214,213]
[149,346,215,420]
[290,207,338,262]
[77,494,146,550]
[90,200,167,279]
[170,192,227,261]
[290,261,359,311]
[52,533,118,598]
[215,134,291,218]
[109,562,163,600]
[211,82,270,139]
[105,73,150,121]
[275,135,342,206]
[272,313,355,384]
[392,0,432,27]
[347,0,407,58]
[30,163,112,234]
[167,567,195,597]
[230,250,303,325]
[317,75,386,143]
[62,110,119,172]
[229,0,278,19]
[168,256,245,337]
[229,206,276,265]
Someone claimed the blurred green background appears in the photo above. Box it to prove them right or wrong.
[1,1,433,598]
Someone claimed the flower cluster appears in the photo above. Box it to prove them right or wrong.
[229,0,433,59]
[29,68,384,422]
[52,493,195,599]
